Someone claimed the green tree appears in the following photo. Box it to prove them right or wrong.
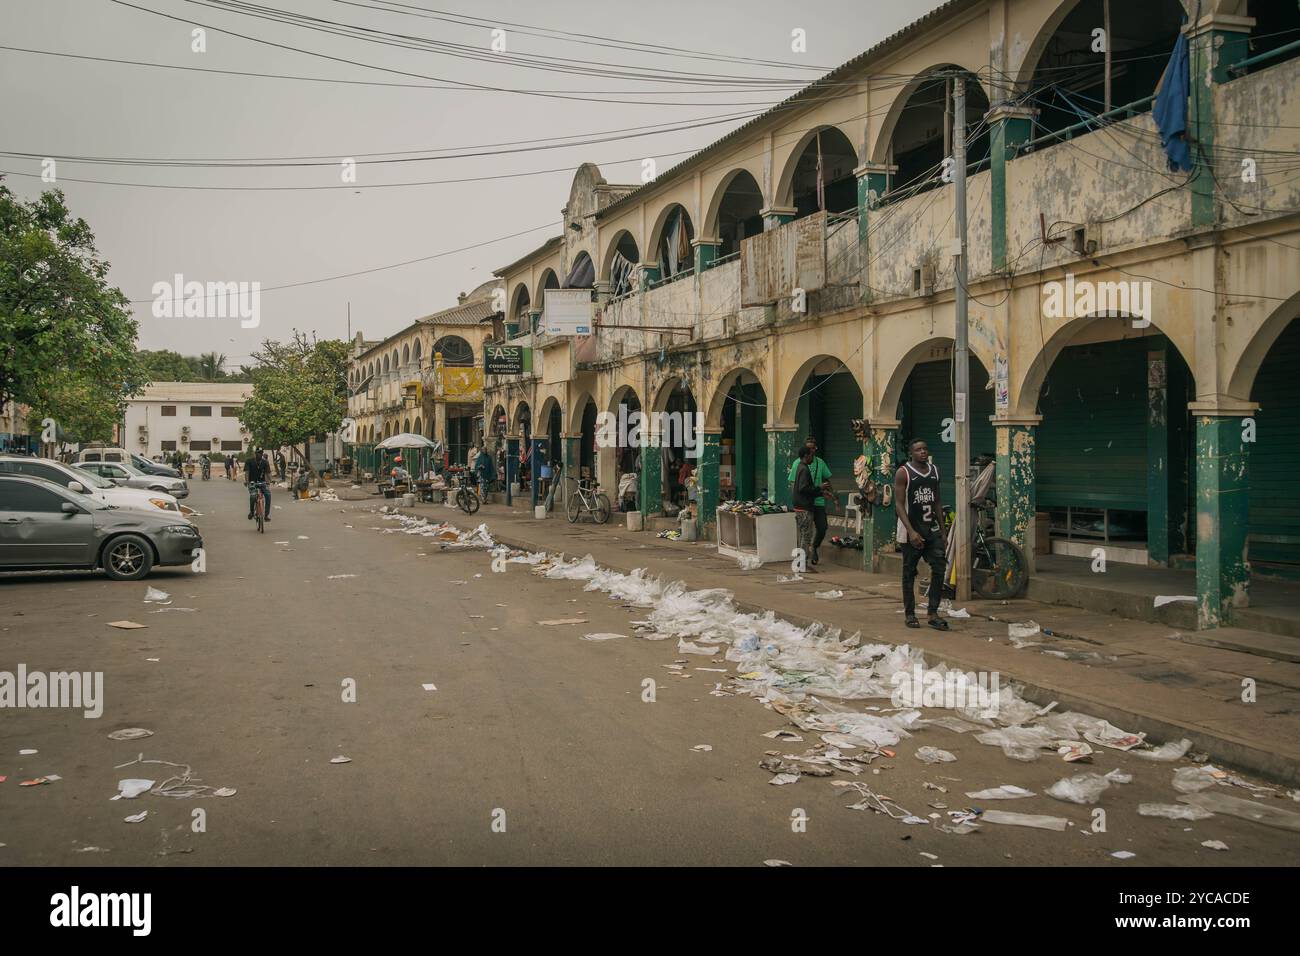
[137,349,196,382]
[0,180,145,431]
[239,332,347,473]
[196,351,226,381]
[27,375,122,445]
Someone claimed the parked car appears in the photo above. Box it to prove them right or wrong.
[76,447,182,479]
[75,460,189,499]
[0,455,186,517]
[0,475,202,580]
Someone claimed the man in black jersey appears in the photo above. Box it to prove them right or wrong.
[893,438,948,630]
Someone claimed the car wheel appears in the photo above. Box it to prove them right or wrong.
[101,534,155,581]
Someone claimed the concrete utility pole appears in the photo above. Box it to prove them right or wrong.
[952,76,972,601]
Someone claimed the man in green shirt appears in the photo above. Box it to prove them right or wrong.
[788,436,833,564]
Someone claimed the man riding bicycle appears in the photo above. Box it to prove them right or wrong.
[245,448,272,523]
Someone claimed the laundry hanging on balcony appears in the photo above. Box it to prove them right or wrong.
[610,251,638,297]
[563,254,595,289]
[1152,30,1192,173]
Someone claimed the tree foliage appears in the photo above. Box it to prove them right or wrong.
[239,332,348,460]
[0,180,145,432]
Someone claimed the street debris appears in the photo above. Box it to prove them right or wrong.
[107,728,154,741]
[580,633,626,642]
[537,618,587,626]
[1111,850,1137,859]
[19,748,38,755]
[966,785,1035,800]
[692,744,712,753]
[980,810,1069,831]
[113,779,155,800]
[1138,803,1215,821]
[106,621,147,630]
[422,683,437,691]
[1201,840,1229,851]
[1177,792,1300,833]
[1046,772,1111,805]
[143,587,171,604]
[764,859,792,866]
[1154,595,1196,608]
[124,811,149,824]
[763,730,803,742]
[330,756,352,764]
[815,590,844,600]
[769,773,800,785]
[327,574,357,580]
[114,754,233,799]
[914,746,956,764]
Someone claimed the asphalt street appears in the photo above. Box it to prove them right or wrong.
[2,477,1298,865]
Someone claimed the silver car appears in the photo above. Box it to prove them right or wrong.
[0,475,203,580]
[75,460,189,499]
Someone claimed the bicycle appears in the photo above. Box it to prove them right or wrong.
[970,498,1028,599]
[453,470,480,515]
[249,480,269,533]
[565,475,611,524]
[200,458,211,480]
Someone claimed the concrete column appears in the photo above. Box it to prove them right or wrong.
[692,237,721,273]
[562,432,581,512]
[640,442,662,518]
[765,425,798,507]
[983,105,1036,271]
[1187,15,1254,227]
[993,417,1040,551]
[527,309,542,336]
[640,261,660,290]
[760,205,796,231]
[530,437,546,508]
[854,163,896,304]
[864,420,899,570]
[1191,405,1254,628]
[699,429,721,535]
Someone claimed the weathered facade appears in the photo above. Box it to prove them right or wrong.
[348,280,501,466]
[479,0,1299,629]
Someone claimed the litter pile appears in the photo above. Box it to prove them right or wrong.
[376,510,495,548]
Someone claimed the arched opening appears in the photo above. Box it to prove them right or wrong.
[412,339,423,368]
[1248,317,1300,570]
[402,343,410,366]
[382,355,390,374]
[652,204,694,282]
[432,335,474,367]
[513,401,532,492]
[785,126,859,219]
[563,251,595,290]
[509,284,532,337]
[535,268,560,306]
[603,231,641,297]
[604,386,643,511]
[887,70,990,195]
[1029,320,1194,565]
[413,416,422,437]
[888,343,994,506]
[713,170,764,259]
[1024,0,1184,139]
[578,397,598,482]
[652,378,699,515]
[786,358,865,516]
[716,370,768,502]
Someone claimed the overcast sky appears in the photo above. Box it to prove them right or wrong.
[1,0,946,366]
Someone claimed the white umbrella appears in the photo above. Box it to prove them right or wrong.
[375,433,441,451]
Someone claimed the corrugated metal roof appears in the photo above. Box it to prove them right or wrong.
[493,234,563,279]
[131,382,253,402]
[597,0,974,220]
[417,298,497,327]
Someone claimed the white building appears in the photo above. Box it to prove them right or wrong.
[121,383,253,459]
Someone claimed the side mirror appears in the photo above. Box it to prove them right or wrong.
[67,481,85,493]
[61,501,79,514]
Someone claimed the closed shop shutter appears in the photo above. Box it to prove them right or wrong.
[1036,338,1147,511]
[1249,320,1300,566]
[899,358,994,502]
[815,372,863,501]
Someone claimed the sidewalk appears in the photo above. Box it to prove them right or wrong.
[343,485,1300,784]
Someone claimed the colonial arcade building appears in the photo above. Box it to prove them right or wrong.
[479,0,1300,630]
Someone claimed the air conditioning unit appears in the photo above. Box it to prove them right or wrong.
[137,424,147,434]
[181,425,191,435]
[180,433,190,444]
[137,434,148,445]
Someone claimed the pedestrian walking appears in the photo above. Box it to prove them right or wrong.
[894,438,949,631]
[792,445,818,574]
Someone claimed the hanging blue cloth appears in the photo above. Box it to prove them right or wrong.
[1153,31,1193,172]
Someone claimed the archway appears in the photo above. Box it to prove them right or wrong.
[779,126,859,219]
[651,377,699,514]
[535,268,560,306]
[783,357,865,513]
[649,204,694,282]
[563,251,595,290]
[883,69,990,195]
[601,230,641,296]
[709,169,764,259]
[432,334,474,367]
[712,368,768,502]
[576,395,598,482]
[509,283,532,337]
[604,385,643,510]
[1022,0,1184,138]
[1247,316,1300,569]
[1027,317,1194,565]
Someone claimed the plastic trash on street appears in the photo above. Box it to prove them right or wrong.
[1046,772,1111,805]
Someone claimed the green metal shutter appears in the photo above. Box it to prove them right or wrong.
[1249,320,1300,566]
[899,358,994,503]
[816,372,864,502]
[1036,338,1147,510]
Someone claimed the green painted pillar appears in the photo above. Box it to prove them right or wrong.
[528,309,542,336]
[640,443,662,518]
[640,262,660,290]
[984,106,1035,272]
[766,426,798,507]
[1194,412,1252,629]
[504,321,519,339]
[864,422,899,570]
[1187,19,1252,228]
[854,163,894,303]
[761,206,796,231]
[563,434,580,511]
[994,419,1039,550]
[693,238,720,274]
[699,430,720,534]
[530,437,545,509]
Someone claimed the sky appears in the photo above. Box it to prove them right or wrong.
[1,0,948,366]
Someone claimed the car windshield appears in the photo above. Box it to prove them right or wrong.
[67,466,115,489]
[115,462,147,477]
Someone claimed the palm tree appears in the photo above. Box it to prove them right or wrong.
[196,352,227,381]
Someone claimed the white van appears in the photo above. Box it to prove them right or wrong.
[76,446,130,464]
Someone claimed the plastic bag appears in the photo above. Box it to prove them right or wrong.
[965,785,1035,800]
[1138,803,1214,821]
[980,810,1069,831]
[1178,791,1300,833]
[1131,738,1192,762]
[1046,772,1111,805]
[914,746,956,764]
[1173,766,1219,793]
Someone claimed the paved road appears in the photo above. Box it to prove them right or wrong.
[1,478,1296,865]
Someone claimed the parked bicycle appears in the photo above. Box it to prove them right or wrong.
[923,456,1028,601]
[453,469,480,515]
[565,475,611,524]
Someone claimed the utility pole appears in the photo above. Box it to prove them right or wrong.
[952,75,972,602]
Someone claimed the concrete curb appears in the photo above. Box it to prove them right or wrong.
[490,528,1300,787]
